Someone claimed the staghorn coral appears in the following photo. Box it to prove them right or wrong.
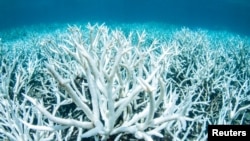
[0,23,249,141]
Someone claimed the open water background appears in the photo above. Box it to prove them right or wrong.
[0,0,250,35]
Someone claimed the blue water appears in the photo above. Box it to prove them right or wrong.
[0,0,250,36]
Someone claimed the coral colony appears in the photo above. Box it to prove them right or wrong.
[0,23,250,141]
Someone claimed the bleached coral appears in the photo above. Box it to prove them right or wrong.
[0,23,249,141]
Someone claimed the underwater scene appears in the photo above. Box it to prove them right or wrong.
[0,0,250,140]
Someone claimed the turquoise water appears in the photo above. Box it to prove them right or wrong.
[0,0,250,36]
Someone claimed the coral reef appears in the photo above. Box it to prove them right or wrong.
[0,23,250,141]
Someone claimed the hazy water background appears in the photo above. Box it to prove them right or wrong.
[0,0,250,36]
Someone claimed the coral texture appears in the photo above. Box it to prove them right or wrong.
[0,23,250,141]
